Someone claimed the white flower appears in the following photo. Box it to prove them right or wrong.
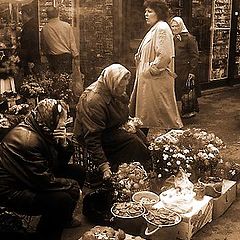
[163,154,168,161]
[176,160,181,165]
[208,153,215,159]
[167,162,172,166]
[183,149,190,154]
[158,173,162,178]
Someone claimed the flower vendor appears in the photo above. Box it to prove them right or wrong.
[0,99,85,240]
[73,64,151,182]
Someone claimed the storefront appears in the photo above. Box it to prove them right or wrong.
[1,0,240,90]
[119,0,240,91]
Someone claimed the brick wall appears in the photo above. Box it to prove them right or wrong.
[79,0,114,86]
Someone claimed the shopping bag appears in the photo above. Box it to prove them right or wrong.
[71,60,84,102]
[181,74,199,118]
[82,182,115,224]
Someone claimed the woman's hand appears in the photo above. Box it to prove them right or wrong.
[99,162,112,180]
[53,126,68,147]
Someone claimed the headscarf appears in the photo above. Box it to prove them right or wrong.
[26,98,68,137]
[87,63,131,98]
[171,17,189,41]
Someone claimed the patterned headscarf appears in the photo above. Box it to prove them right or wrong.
[171,17,189,41]
[33,98,68,131]
[87,64,131,97]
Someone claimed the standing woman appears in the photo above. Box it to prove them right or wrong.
[129,0,183,136]
[170,17,200,113]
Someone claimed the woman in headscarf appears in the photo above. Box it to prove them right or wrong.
[0,99,85,240]
[170,16,200,115]
[73,63,151,182]
[129,0,183,137]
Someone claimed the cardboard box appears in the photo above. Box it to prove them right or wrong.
[152,196,213,240]
[212,179,237,219]
[176,196,213,240]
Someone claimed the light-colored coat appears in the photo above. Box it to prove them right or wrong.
[129,21,183,130]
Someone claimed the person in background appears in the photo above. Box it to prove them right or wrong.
[18,4,41,76]
[129,0,183,137]
[73,64,151,182]
[170,16,200,117]
[0,99,85,240]
[41,6,79,74]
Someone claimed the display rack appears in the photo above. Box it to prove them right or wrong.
[165,0,183,18]
[209,0,233,81]
[234,17,240,77]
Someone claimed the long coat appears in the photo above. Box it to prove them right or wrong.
[73,83,151,171]
[174,32,199,100]
[129,21,183,130]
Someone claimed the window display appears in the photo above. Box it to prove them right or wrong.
[234,17,240,77]
[165,0,183,18]
[209,0,233,80]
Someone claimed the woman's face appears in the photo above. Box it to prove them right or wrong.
[115,74,130,96]
[145,7,158,26]
[171,21,181,35]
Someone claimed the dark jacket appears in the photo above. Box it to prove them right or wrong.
[174,32,199,100]
[18,17,40,74]
[0,114,74,205]
[73,83,129,167]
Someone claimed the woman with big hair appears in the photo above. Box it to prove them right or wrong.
[73,63,151,182]
[0,99,85,240]
[129,0,183,136]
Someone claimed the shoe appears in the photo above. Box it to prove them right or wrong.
[181,112,196,118]
[65,217,82,228]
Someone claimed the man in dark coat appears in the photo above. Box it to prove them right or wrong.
[18,4,41,76]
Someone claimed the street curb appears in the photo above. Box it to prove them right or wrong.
[202,84,240,96]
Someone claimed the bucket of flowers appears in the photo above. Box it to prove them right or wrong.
[149,128,225,183]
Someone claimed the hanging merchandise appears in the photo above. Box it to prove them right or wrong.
[209,0,233,80]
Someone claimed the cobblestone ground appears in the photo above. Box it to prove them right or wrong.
[63,85,240,240]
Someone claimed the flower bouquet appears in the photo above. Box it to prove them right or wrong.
[20,76,45,99]
[149,128,225,181]
[120,117,143,133]
[112,162,150,202]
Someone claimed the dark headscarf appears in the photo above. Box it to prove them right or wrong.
[25,98,68,142]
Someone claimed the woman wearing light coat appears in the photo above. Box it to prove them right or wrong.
[129,0,183,136]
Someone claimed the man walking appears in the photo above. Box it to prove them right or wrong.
[41,6,79,74]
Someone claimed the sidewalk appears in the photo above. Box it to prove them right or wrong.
[63,85,240,240]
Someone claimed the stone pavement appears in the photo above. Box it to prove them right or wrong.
[62,85,240,240]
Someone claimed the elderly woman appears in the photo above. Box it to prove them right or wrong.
[170,16,200,117]
[129,0,183,136]
[0,99,85,240]
[73,64,151,181]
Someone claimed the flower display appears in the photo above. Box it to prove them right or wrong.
[19,81,45,99]
[112,162,150,202]
[1,54,20,75]
[19,72,74,104]
[50,73,74,104]
[8,104,30,115]
[149,128,225,181]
